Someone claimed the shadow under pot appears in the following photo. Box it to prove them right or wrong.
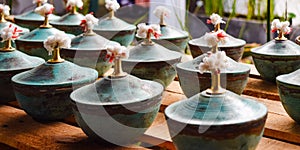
[93,17,136,47]
[15,27,75,60]
[122,43,182,88]
[70,75,164,146]
[189,34,246,62]
[165,90,268,150]
[0,50,44,103]
[176,54,250,97]
[251,40,300,82]
[61,33,119,76]
[12,61,98,121]
[276,69,300,123]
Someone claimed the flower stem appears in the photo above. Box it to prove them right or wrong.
[48,47,65,63]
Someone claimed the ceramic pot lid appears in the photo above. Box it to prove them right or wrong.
[50,13,84,26]
[93,17,136,31]
[0,22,29,35]
[251,40,300,56]
[277,69,300,86]
[158,25,188,40]
[177,53,250,73]
[14,10,59,21]
[0,50,44,71]
[165,90,267,125]
[70,74,163,105]
[17,27,74,41]
[12,61,98,86]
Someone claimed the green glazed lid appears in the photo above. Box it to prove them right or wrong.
[0,22,29,35]
[12,61,98,86]
[50,13,85,26]
[165,90,267,125]
[93,17,136,31]
[70,74,163,105]
[251,40,300,56]
[277,69,300,86]
[156,25,188,40]
[0,50,44,71]
[125,42,182,62]
[14,10,60,21]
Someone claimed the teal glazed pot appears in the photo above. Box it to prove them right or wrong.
[276,69,300,123]
[12,61,98,121]
[165,90,268,150]
[14,10,60,30]
[0,21,29,48]
[189,33,246,62]
[122,42,182,88]
[251,40,300,82]
[70,74,164,145]
[50,12,85,35]
[0,50,44,103]
[93,17,136,47]
[15,27,75,60]
[177,54,250,97]
[61,33,119,76]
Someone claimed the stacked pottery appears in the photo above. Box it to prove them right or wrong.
[50,0,85,35]
[165,33,267,150]
[12,31,98,121]
[14,0,60,30]
[61,13,119,76]
[93,0,136,47]
[0,24,44,102]
[15,3,74,60]
[177,25,250,97]
[276,69,300,123]
[122,23,182,88]
[70,45,164,145]
[189,13,246,62]
[251,19,300,82]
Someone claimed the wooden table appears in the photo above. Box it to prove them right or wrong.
[0,65,300,150]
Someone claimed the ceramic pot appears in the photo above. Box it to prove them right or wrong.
[50,12,85,35]
[177,54,250,97]
[15,27,74,60]
[122,43,182,88]
[165,90,268,150]
[61,33,119,76]
[93,17,136,47]
[276,69,300,123]
[251,40,300,82]
[12,61,98,121]
[0,50,44,103]
[70,74,164,145]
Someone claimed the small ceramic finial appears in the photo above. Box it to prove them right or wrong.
[106,45,129,77]
[33,0,48,7]
[80,13,98,35]
[136,23,161,45]
[0,24,22,51]
[35,3,54,28]
[153,6,170,26]
[271,19,291,41]
[207,13,225,32]
[0,4,10,23]
[105,0,120,19]
[66,0,83,14]
[44,31,71,63]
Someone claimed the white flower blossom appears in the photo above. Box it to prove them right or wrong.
[1,24,21,41]
[153,6,170,18]
[33,0,47,4]
[43,31,71,55]
[66,0,83,9]
[199,51,228,74]
[208,13,225,25]
[105,0,120,11]
[271,19,291,34]
[0,4,10,16]
[106,45,129,62]
[83,13,98,30]
[204,30,227,46]
[136,23,161,38]
[35,3,54,16]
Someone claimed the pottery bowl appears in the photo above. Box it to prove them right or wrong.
[50,13,85,35]
[14,12,60,30]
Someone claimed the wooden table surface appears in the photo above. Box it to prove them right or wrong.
[0,65,300,150]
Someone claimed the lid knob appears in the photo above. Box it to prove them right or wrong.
[136,23,162,45]
[207,13,226,32]
[0,24,22,52]
[33,0,48,7]
[44,31,71,63]
[35,3,54,28]
[0,4,10,23]
[200,30,228,95]
[105,0,120,19]
[80,13,98,36]
[66,0,83,14]
[106,45,129,78]
[271,19,291,41]
[153,6,171,26]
